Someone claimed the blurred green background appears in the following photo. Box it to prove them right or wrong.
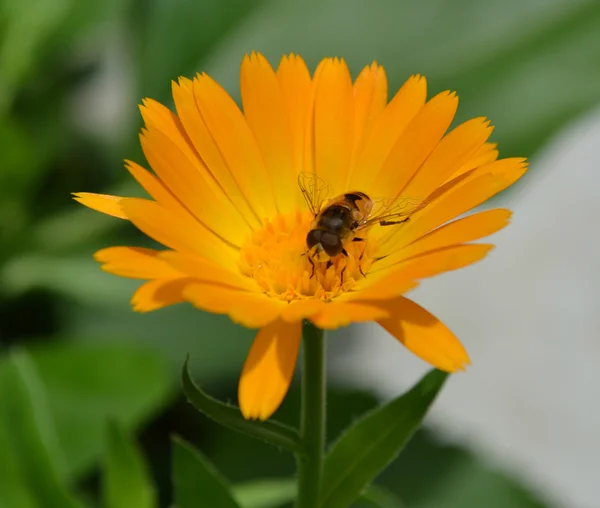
[2,0,600,506]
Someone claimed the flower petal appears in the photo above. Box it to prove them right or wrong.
[159,251,261,292]
[377,296,470,372]
[347,62,388,186]
[140,127,249,246]
[378,208,512,262]
[131,277,192,312]
[139,98,196,159]
[238,319,302,421]
[448,141,498,182]
[351,75,427,191]
[183,283,286,328]
[370,90,459,198]
[119,198,238,269]
[309,301,389,329]
[313,58,354,196]
[377,157,528,253]
[402,117,493,198]
[276,53,312,177]
[193,72,277,220]
[241,52,297,212]
[73,192,127,219]
[94,247,181,279]
[355,244,494,300]
[125,160,182,211]
[171,77,260,228]
[280,299,326,322]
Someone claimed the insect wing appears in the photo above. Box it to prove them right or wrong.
[356,196,427,230]
[298,172,330,217]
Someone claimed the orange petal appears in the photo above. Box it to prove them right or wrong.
[139,98,196,160]
[402,117,493,198]
[159,251,260,292]
[449,141,499,182]
[379,208,512,262]
[347,62,388,185]
[125,159,248,252]
[301,59,327,176]
[119,198,238,269]
[140,127,249,245]
[73,192,128,219]
[241,53,297,212]
[125,160,181,210]
[171,77,261,228]
[131,277,192,312]
[276,54,313,177]
[378,157,528,253]
[193,72,277,221]
[377,297,470,372]
[370,90,459,198]
[280,299,326,322]
[313,58,354,196]
[183,283,285,328]
[94,246,181,279]
[351,75,426,191]
[309,301,389,329]
[238,319,302,420]
[356,244,494,300]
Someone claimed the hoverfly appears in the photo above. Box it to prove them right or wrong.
[298,172,425,278]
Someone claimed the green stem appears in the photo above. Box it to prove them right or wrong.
[295,322,326,508]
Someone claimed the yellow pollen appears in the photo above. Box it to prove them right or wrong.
[239,211,376,302]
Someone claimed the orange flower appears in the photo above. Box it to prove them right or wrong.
[74,53,527,421]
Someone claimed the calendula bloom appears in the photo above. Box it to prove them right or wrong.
[75,53,527,421]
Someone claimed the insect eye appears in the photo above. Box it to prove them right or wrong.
[306,229,322,249]
[320,232,342,257]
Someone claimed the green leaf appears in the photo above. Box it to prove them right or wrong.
[0,0,70,113]
[172,436,241,508]
[232,479,296,508]
[229,479,404,508]
[181,357,302,454]
[360,485,405,508]
[103,421,156,508]
[0,350,84,508]
[319,369,448,508]
[0,400,42,508]
[30,342,172,478]
[415,452,545,508]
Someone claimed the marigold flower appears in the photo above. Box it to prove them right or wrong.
[75,53,527,421]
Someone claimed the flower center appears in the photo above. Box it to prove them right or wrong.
[239,211,375,301]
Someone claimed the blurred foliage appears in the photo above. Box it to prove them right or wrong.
[103,421,157,508]
[1,0,599,506]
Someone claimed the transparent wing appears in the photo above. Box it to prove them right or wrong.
[298,172,330,217]
[356,196,427,230]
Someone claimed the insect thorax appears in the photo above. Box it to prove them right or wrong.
[315,205,354,234]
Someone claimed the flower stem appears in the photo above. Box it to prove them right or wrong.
[295,322,326,508]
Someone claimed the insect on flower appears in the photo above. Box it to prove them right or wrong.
[299,172,426,279]
[73,52,529,421]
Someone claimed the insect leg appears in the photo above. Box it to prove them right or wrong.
[380,217,410,226]
[340,248,350,282]
[358,250,367,277]
[351,237,368,277]
[307,255,316,278]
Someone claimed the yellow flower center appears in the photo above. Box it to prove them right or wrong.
[239,211,376,301]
